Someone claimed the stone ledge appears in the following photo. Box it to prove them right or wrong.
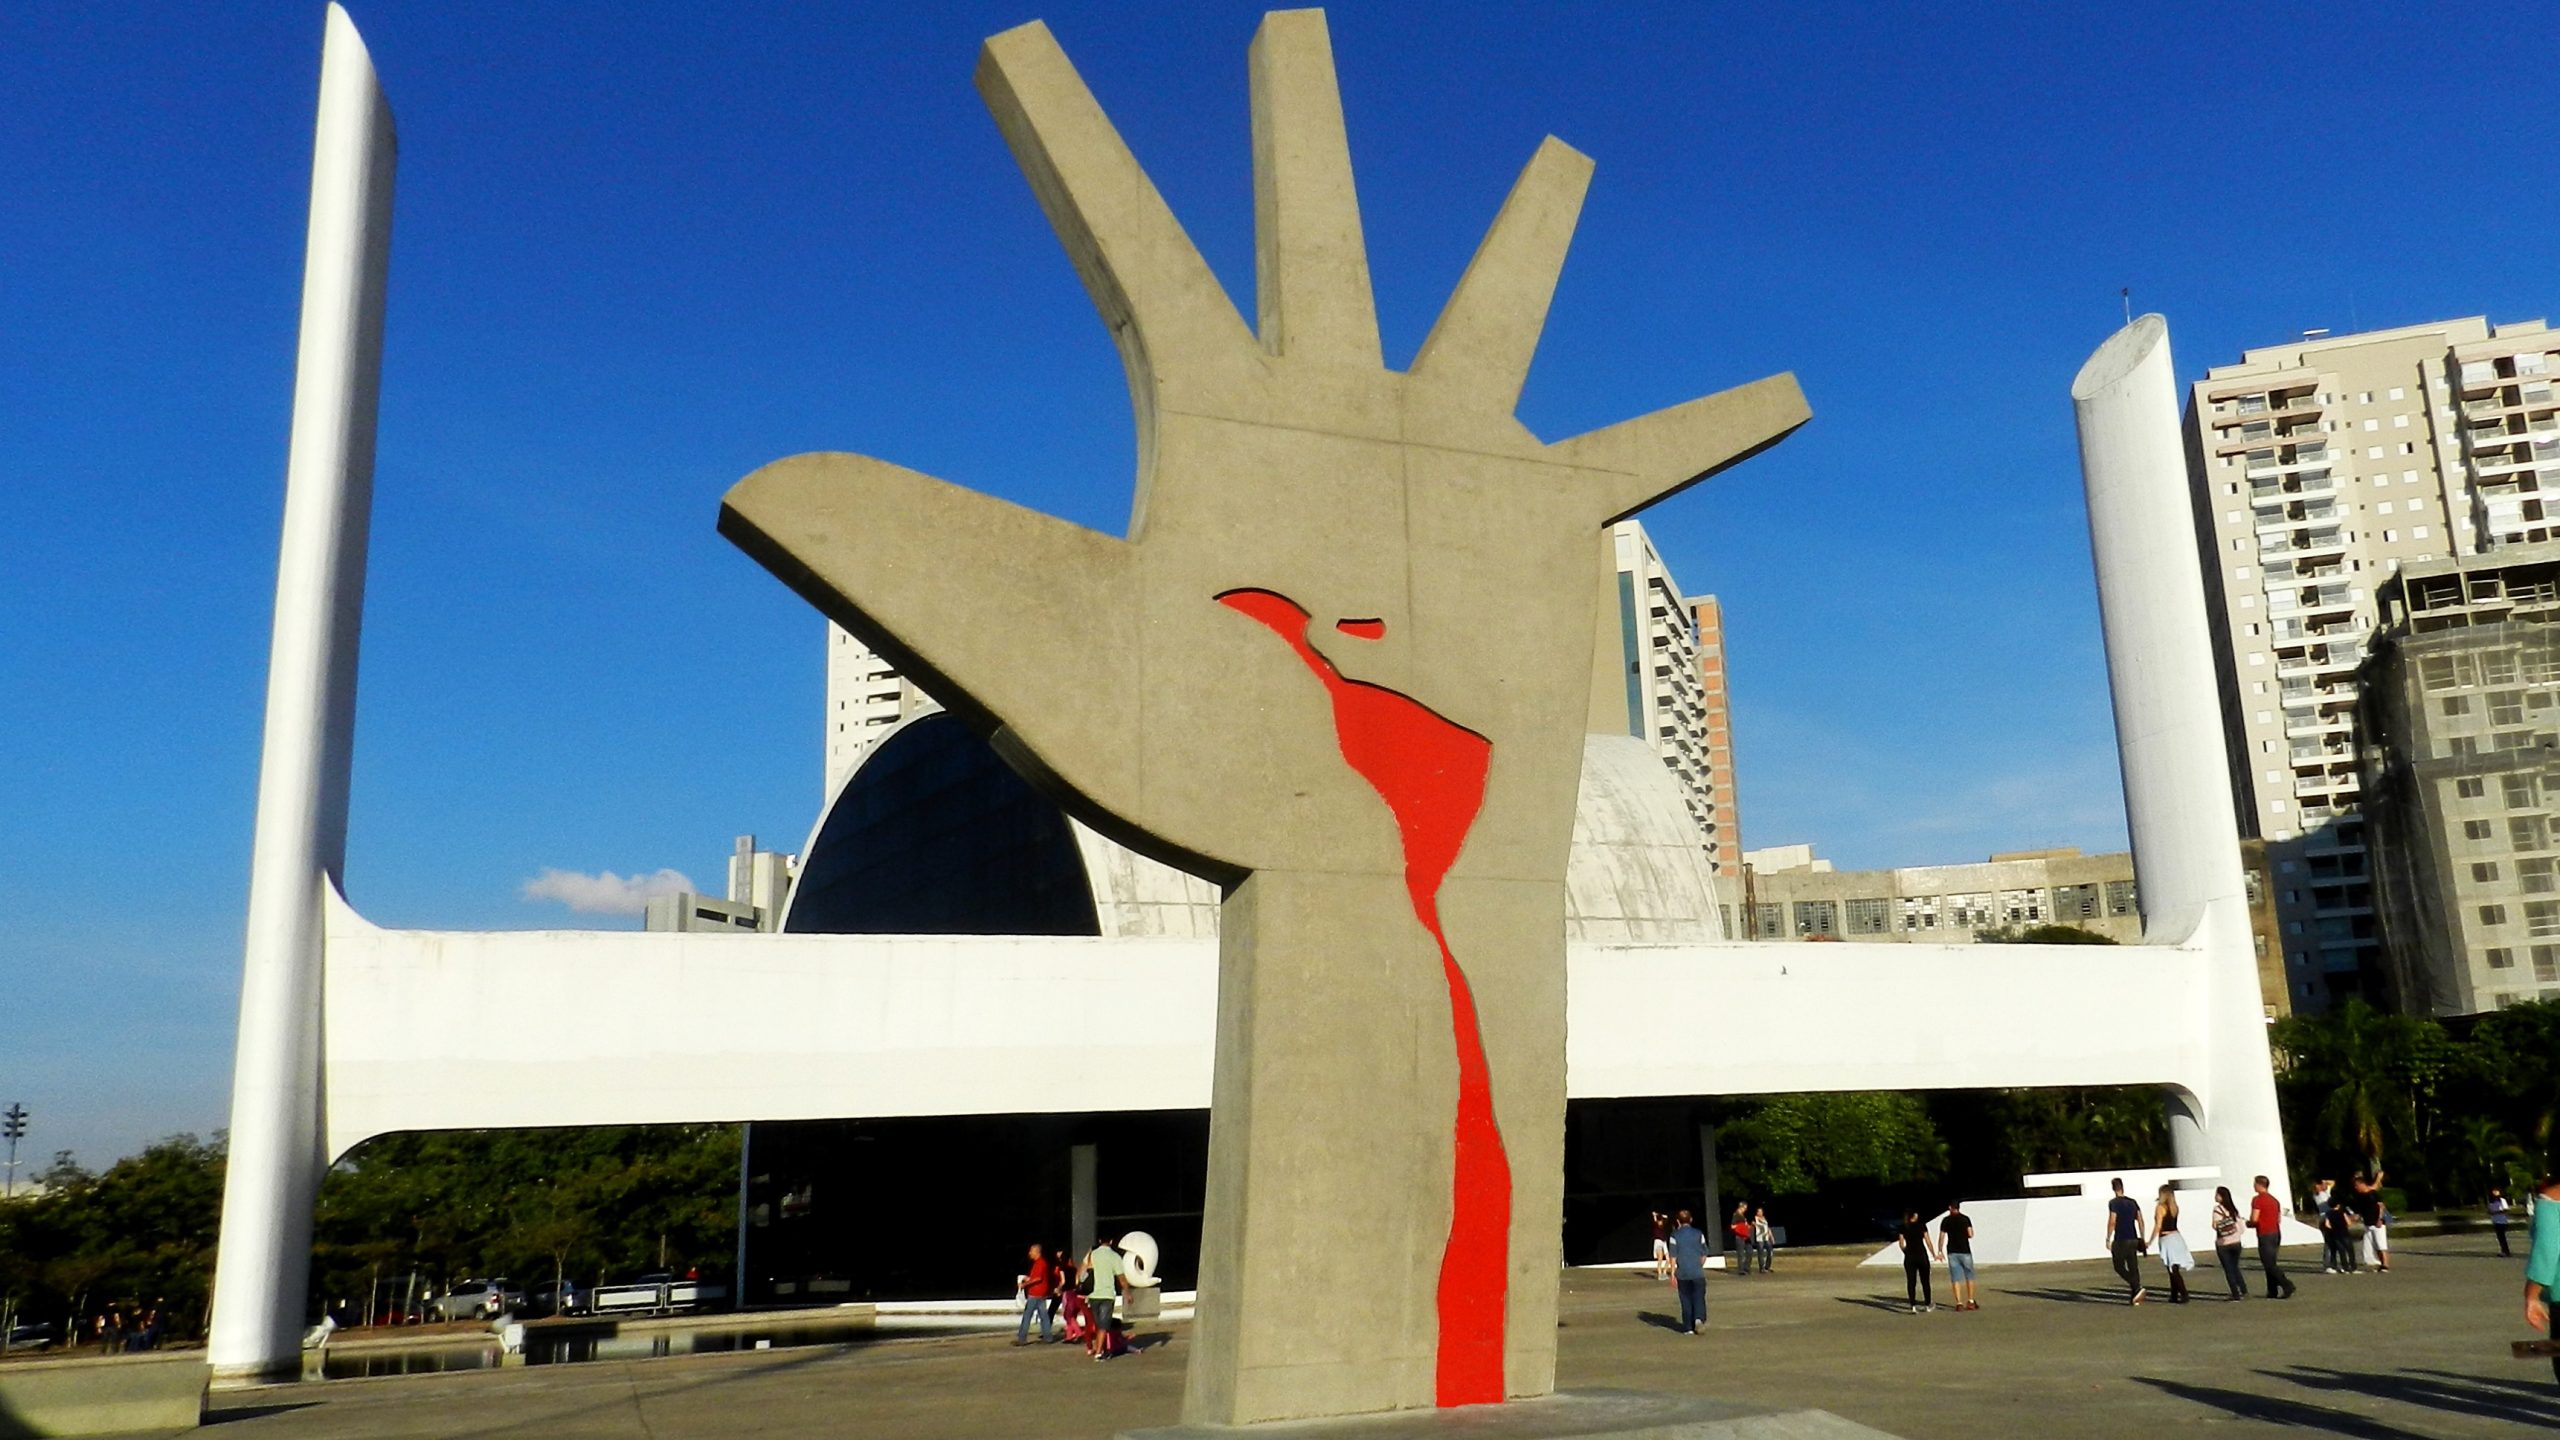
[1125,1389,1901,1440]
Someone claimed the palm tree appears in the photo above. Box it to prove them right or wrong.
[2291,1000,2417,1174]
[2436,1115,2527,1203]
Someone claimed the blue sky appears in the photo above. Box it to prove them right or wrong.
[5,1,2554,1164]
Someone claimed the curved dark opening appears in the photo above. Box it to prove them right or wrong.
[784,712,1100,937]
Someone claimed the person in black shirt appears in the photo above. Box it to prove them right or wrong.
[2102,1177,2148,1305]
[1895,1208,1934,1313]
[1935,1200,1978,1311]
[2323,1195,2358,1273]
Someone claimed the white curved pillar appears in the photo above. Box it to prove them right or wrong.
[208,2,396,1385]
[2072,315,2292,1209]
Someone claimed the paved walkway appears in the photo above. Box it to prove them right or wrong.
[182,1231,2547,1438]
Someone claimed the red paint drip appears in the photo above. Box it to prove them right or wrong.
[1218,588,1510,1407]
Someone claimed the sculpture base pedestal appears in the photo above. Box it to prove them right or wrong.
[1128,1389,1902,1439]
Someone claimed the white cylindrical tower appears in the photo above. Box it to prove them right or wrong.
[208,2,396,1384]
[2071,314,2292,1209]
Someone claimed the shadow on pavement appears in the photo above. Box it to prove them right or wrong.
[2268,1363,2560,1426]
[2402,1365,2560,1398]
[2130,1376,2437,1439]
[1634,1311,1688,1332]
[1998,1287,2126,1307]
[205,1401,323,1425]
[1829,1297,1920,1314]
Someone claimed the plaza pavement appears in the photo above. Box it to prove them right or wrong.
[180,1230,2546,1439]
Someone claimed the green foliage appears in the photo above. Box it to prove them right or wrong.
[310,1125,742,1315]
[1971,924,2120,945]
[0,1125,744,1336]
[0,1134,225,1338]
[1716,1092,1948,1196]
[2272,996,2560,1207]
[1970,1088,2169,1177]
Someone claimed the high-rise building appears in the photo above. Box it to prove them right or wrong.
[2184,315,2558,1011]
[2360,543,2560,1014]
[1598,521,1736,875]
[825,624,937,798]
[1692,596,1741,878]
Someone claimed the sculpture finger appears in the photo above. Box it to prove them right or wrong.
[1409,137,1591,414]
[1248,9,1380,368]
[719,452,1139,747]
[1544,373,1810,524]
[977,21,1260,397]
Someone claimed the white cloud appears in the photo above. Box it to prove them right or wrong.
[519,867,696,915]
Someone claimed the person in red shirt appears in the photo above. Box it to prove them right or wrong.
[1015,1241,1057,1344]
[2249,1175,2296,1299]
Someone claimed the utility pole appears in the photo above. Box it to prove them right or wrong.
[2,1104,26,1199]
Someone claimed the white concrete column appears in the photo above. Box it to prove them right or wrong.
[208,3,396,1384]
[2071,316,2293,1210]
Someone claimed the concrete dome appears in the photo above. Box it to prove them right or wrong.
[789,713,1722,942]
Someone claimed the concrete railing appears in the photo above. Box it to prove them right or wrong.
[0,1352,205,1437]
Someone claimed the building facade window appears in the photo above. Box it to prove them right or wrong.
[1792,900,1838,938]
[1845,897,1890,935]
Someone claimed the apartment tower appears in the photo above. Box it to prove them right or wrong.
[2184,315,2559,1011]
[1601,521,1738,876]
[824,623,937,798]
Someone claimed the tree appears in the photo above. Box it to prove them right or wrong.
[1972,924,2119,945]
[2433,1114,2528,1204]
[1717,1093,1948,1196]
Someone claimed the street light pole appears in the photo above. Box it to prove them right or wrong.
[2,1104,27,1199]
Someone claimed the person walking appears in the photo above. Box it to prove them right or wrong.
[1729,1204,1755,1276]
[1014,1242,1056,1345]
[2522,1171,2559,1387]
[1650,1210,1672,1283]
[1079,1235,1126,1360]
[1896,1208,1934,1313]
[2250,1174,2296,1299]
[1750,1207,1775,1276]
[2210,1185,2249,1299]
[2152,1185,2192,1304]
[1045,1245,1070,1331]
[2490,1187,2514,1258]
[1936,1200,1977,1311]
[1667,1209,1707,1335]
[2103,1177,2148,1305]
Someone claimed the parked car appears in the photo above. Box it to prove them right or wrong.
[428,1278,521,1321]
[5,1320,59,1350]
[527,1280,586,1317]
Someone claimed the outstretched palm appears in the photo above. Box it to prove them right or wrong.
[719,12,1804,885]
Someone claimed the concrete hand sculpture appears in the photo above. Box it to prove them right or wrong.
[720,9,1804,1424]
